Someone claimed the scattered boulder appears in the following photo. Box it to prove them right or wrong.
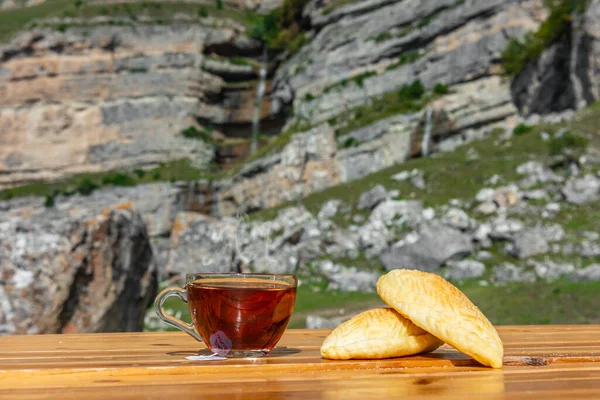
[165,213,239,277]
[533,224,565,242]
[318,200,341,220]
[391,169,420,182]
[507,230,549,259]
[327,229,359,252]
[0,207,157,335]
[380,223,473,272]
[529,259,574,280]
[252,246,299,275]
[411,173,426,190]
[369,200,423,226]
[583,231,600,241]
[569,265,600,281]
[315,260,379,292]
[516,161,563,187]
[357,185,388,210]
[492,263,536,284]
[357,220,392,257]
[489,218,524,240]
[476,188,495,203]
[421,207,436,221]
[327,267,380,292]
[441,208,477,231]
[493,186,521,209]
[473,223,493,247]
[562,174,600,204]
[522,189,549,201]
[579,241,600,257]
[443,260,486,281]
[475,202,498,215]
[306,315,339,329]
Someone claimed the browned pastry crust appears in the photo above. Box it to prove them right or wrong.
[320,307,443,360]
[377,269,504,368]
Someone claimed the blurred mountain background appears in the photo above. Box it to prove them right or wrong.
[0,0,599,334]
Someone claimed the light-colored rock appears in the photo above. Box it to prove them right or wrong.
[492,263,536,284]
[305,315,339,329]
[443,260,486,281]
[0,206,156,335]
[369,199,423,226]
[411,173,426,190]
[441,208,477,231]
[357,220,392,257]
[533,224,565,242]
[165,213,239,277]
[492,186,521,208]
[0,24,265,189]
[523,189,549,200]
[507,230,549,259]
[476,202,498,215]
[252,246,299,275]
[489,218,524,240]
[569,264,600,281]
[327,267,380,292]
[562,174,600,204]
[392,169,421,182]
[476,188,496,203]
[473,223,493,248]
[219,125,340,216]
[416,209,432,223]
[336,126,413,182]
[579,241,600,257]
[529,259,574,280]
[583,231,600,241]
[380,222,473,272]
[318,200,341,220]
[357,185,388,210]
[516,161,563,188]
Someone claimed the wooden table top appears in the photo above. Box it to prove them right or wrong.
[0,326,599,399]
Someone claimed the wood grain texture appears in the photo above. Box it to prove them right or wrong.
[0,326,599,399]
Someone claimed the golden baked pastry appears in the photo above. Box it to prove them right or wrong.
[320,307,443,360]
[377,269,504,368]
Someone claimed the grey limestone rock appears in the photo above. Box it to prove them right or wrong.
[380,222,472,272]
[318,200,342,220]
[0,207,156,335]
[165,213,239,277]
[507,230,550,259]
[357,185,388,210]
[562,175,600,205]
[529,259,575,280]
[569,264,600,281]
[443,260,486,281]
[305,315,339,329]
[492,263,536,284]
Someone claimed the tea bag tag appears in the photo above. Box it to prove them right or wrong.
[186,354,227,361]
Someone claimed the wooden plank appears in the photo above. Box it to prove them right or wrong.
[0,327,599,399]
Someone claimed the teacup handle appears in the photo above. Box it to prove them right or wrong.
[154,287,203,342]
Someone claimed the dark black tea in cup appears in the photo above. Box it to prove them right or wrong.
[155,273,297,358]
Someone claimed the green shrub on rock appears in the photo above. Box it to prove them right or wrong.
[502,0,590,76]
[513,124,534,136]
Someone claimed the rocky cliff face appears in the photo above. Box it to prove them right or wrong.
[0,204,157,334]
[0,14,279,189]
[272,0,545,119]
[512,0,600,115]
